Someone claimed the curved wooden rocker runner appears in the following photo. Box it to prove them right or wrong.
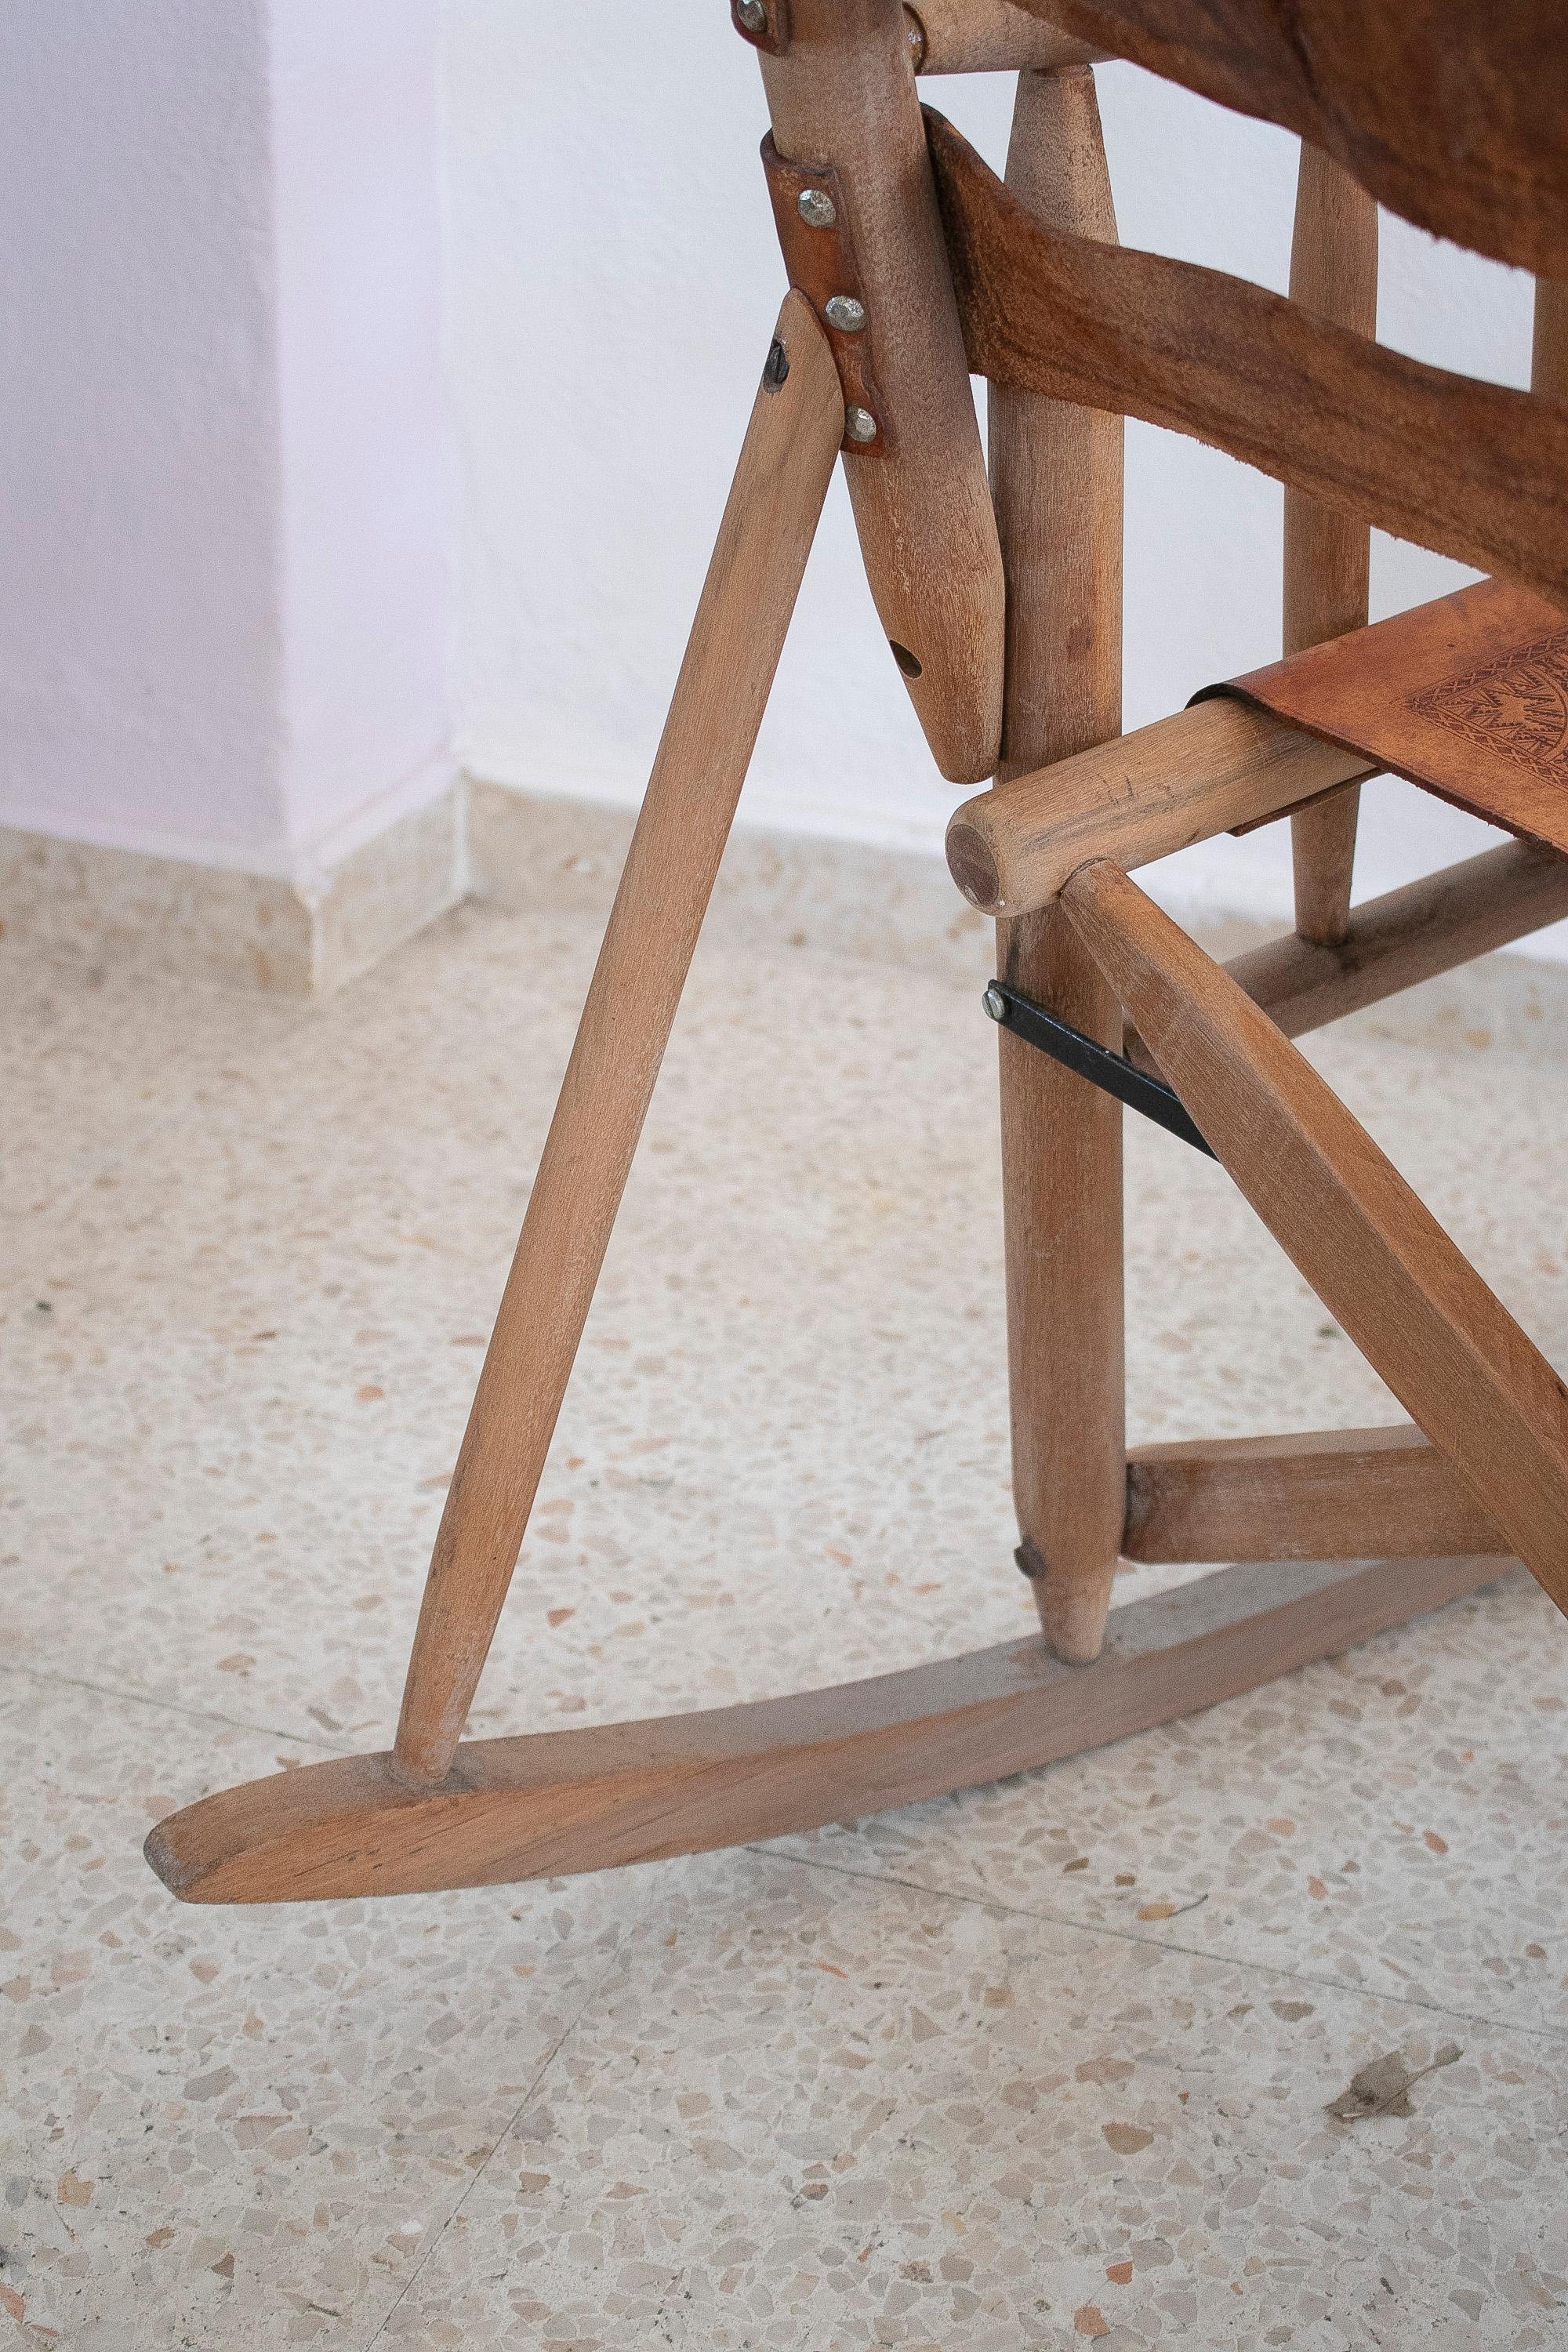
[147,0,1566,1905]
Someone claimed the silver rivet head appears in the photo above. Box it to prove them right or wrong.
[797,187,837,230]
[844,405,877,444]
[735,0,768,28]
[823,293,866,333]
[982,984,1007,1023]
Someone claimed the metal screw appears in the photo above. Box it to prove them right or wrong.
[844,405,877,444]
[735,0,768,28]
[797,187,837,230]
[761,336,789,393]
[823,293,866,333]
[982,984,1008,1023]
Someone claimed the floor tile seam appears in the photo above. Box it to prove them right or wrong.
[749,1843,1568,2049]
[0,1658,349,1758]
[356,1916,642,2352]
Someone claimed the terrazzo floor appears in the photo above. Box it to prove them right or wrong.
[3,890,1567,2349]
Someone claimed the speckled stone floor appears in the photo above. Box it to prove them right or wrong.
[3,894,1567,2349]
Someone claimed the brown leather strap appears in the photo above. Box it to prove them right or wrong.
[761,136,889,459]
[928,113,1568,618]
[1214,579,1568,858]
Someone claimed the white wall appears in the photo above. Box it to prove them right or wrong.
[270,0,450,874]
[0,0,450,882]
[444,0,1557,949]
[1,5,1551,955]
[0,4,283,865]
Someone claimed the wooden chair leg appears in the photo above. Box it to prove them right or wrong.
[391,292,844,1784]
[1062,858,1568,1619]
[1285,140,1377,946]
[990,64,1125,1665]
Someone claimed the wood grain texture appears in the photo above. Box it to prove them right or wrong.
[1286,142,1377,946]
[1223,579,1568,859]
[927,111,1568,616]
[1125,1424,1505,1563]
[990,64,1124,1665]
[1007,0,1568,276]
[760,0,1005,782]
[1062,860,1568,1622]
[947,697,1370,918]
[1218,839,1568,1045]
[906,0,1104,73]
[145,1552,1510,1902]
[1534,276,1568,400]
[392,295,844,1786]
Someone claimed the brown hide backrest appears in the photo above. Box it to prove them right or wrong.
[1007,0,1568,276]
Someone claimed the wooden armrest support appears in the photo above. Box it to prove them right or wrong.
[759,1,1005,785]
[906,0,1105,73]
[946,699,1370,917]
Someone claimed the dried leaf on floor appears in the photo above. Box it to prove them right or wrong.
[1325,2041,1461,2122]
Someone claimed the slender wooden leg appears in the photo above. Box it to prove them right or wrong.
[1286,142,1377,946]
[989,66,1125,1664]
[1062,859,1568,1620]
[392,292,844,1784]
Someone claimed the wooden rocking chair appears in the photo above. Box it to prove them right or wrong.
[147,0,1568,1903]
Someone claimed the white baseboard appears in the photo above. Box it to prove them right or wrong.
[0,786,466,996]
[470,779,1568,1061]
[6,768,1568,1065]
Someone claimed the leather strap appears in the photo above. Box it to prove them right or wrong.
[761,136,890,459]
[1213,579,1568,857]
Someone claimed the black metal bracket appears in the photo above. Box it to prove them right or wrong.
[982,980,1216,1158]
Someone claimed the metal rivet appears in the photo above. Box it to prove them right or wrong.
[982,984,1008,1023]
[844,405,877,444]
[797,187,837,230]
[735,0,768,28]
[823,293,866,333]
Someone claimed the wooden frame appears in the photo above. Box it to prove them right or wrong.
[145,6,1568,1907]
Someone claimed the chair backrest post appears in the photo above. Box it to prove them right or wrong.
[1283,140,1378,946]
[989,62,1122,783]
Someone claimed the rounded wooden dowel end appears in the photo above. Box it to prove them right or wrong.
[946,702,1371,923]
[946,816,1004,911]
[1033,1559,1118,1666]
